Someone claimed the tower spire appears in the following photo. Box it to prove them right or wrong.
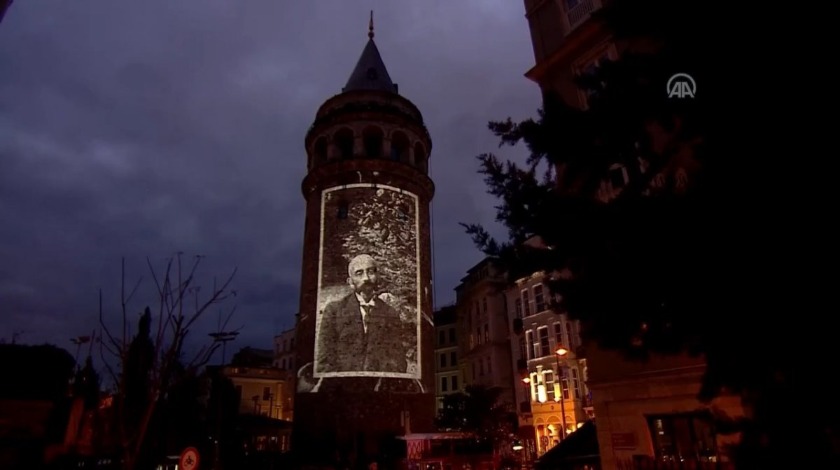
[368,10,374,39]
[343,9,397,93]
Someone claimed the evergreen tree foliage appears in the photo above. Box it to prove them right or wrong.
[72,356,101,410]
[463,0,834,467]
[0,343,75,401]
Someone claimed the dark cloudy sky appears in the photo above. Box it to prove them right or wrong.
[0,0,540,359]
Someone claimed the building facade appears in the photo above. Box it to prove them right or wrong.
[520,1,744,467]
[273,326,296,371]
[217,364,294,454]
[455,258,514,407]
[292,19,436,468]
[222,365,295,422]
[506,268,591,458]
[433,305,461,411]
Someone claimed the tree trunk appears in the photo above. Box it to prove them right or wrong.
[121,398,159,470]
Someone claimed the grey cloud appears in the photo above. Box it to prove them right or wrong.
[0,0,540,353]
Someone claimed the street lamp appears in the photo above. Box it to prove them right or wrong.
[208,330,239,365]
[554,347,569,441]
[208,330,239,470]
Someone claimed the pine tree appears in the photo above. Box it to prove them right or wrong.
[463,0,834,467]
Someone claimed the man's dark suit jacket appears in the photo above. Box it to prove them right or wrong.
[317,293,412,374]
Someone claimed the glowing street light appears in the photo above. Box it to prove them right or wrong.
[554,346,569,440]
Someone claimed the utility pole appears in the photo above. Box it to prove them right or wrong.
[209,330,239,470]
[70,335,92,367]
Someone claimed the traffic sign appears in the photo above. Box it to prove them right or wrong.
[179,447,200,470]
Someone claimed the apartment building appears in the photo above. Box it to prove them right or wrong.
[506,265,591,458]
[433,305,462,411]
[273,326,296,371]
[455,257,514,407]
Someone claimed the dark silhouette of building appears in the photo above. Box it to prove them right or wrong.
[292,13,436,469]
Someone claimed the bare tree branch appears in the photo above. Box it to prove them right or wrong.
[95,254,238,470]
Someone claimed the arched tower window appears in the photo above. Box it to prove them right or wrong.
[390,131,409,162]
[362,126,384,158]
[334,128,354,159]
[314,137,328,164]
[414,142,427,172]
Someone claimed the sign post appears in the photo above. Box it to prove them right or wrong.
[179,447,200,470]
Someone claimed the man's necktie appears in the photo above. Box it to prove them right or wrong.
[361,304,371,333]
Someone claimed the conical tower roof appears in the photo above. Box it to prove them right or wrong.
[342,11,398,94]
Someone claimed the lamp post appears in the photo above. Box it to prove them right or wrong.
[554,347,569,441]
[70,335,92,367]
[208,330,238,470]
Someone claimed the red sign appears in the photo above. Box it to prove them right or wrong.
[179,447,200,470]
[611,432,638,449]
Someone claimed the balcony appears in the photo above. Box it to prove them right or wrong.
[566,0,600,32]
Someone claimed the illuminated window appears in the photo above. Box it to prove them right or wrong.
[544,370,555,401]
[571,368,581,399]
[534,285,545,312]
[561,372,570,400]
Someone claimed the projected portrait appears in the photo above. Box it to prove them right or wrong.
[313,184,420,381]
